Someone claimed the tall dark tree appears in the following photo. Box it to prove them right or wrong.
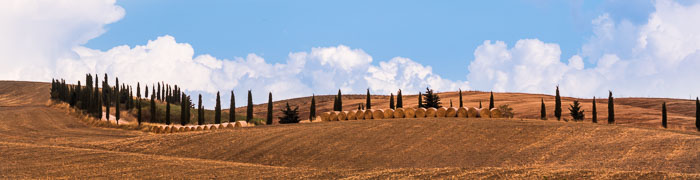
[569,100,585,121]
[422,87,441,108]
[95,75,101,119]
[479,101,482,108]
[137,83,142,125]
[266,92,273,125]
[540,98,547,120]
[397,89,403,108]
[418,92,423,108]
[489,91,495,109]
[336,89,343,111]
[366,88,372,110]
[662,102,667,128]
[696,97,699,131]
[145,85,149,98]
[310,94,316,121]
[180,93,187,125]
[278,102,300,124]
[389,93,395,109]
[246,90,253,122]
[165,91,171,125]
[459,89,463,107]
[115,78,120,124]
[150,88,156,123]
[555,86,562,121]
[157,83,161,101]
[215,91,221,124]
[608,91,615,124]
[230,91,236,122]
[198,94,204,125]
[592,97,597,123]
[103,74,110,121]
[450,99,453,107]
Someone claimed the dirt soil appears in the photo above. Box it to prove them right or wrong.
[1,81,699,179]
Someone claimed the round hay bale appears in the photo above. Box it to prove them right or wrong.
[163,126,172,133]
[394,108,405,118]
[329,111,339,121]
[209,125,219,130]
[446,107,457,117]
[436,107,447,117]
[478,108,491,118]
[426,108,437,117]
[383,109,395,119]
[234,121,248,127]
[355,110,364,120]
[337,111,348,121]
[467,107,478,118]
[218,124,227,129]
[372,109,385,119]
[151,126,161,133]
[225,123,235,129]
[415,108,426,118]
[404,108,415,118]
[347,110,357,120]
[195,125,204,131]
[170,126,179,133]
[320,112,330,121]
[490,108,502,118]
[364,109,373,119]
[180,126,189,132]
[203,125,210,130]
[457,107,468,118]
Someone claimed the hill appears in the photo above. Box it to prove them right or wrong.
[1,81,699,179]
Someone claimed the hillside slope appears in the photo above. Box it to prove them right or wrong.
[1,81,699,178]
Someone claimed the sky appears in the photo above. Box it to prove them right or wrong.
[2,0,700,107]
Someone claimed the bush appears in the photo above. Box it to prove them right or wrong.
[498,104,514,118]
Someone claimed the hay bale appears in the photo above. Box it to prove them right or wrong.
[203,125,210,130]
[329,111,339,121]
[218,124,227,129]
[457,107,468,118]
[356,110,364,120]
[223,123,234,129]
[163,126,172,133]
[404,108,415,118]
[446,107,457,117]
[467,107,478,118]
[299,120,311,123]
[364,109,373,119]
[180,126,189,132]
[383,109,395,119]
[436,107,447,117]
[426,108,437,117]
[347,111,357,120]
[415,108,426,118]
[209,125,219,130]
[337,111,348,121]
[394,108,405,118]
[234,121,248,127]
[320,112,331,121]
[478,108,491,118]
[196,125,204,131]
[490,108,502,118]
[372,109,385,119]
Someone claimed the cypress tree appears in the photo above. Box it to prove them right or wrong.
[366,88,371,110]
[157,83,161,101]
[450,99,453,107]
[418,92,423,108]
[198,94,203,125]
[608,91,615,124]
[592,97,597,123]
[337,89,342,111]
[115,78,120,124]
[145,85,149,98]
[150,88,156,123]
[489,91,495,109]
[397,89,403,108]
[422,87,441,108]
[246,90,253,122]
[662,102,667,128]
[389,93,395,109]
[540,98,547,120]
[230,91,236,122]
[137,83,142,125]
[165,91,171,125]
[180,93,186,125]
[103,74,110,121]
[266,92,273,125]
[95,75,102,119]
[479,101,482,108]
[696,97,699,131]
[215,91,221,124]
[310,94,316,121]
[459,89,463,107]
[555,86,562,121]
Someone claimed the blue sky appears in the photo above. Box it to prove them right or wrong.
[85,0,651,81]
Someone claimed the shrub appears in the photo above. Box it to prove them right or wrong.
[279,102,300,124]
[498,104,514,118]
[569,100,585,121]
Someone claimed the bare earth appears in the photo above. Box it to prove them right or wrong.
[1,81,699,179]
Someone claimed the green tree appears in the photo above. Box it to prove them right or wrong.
[662,102,667,128]
[103,74,110,121]
[592,97,597,123]
[608,91,615,124]
[157,83,161,101]
[145,85,149,98]
[246,90,253,122]
[278,102,300,124]
[137,83,142,125]
[555,86,562,121]
[215,91,221,124]
[95,75,101,119]
[389,93,395,109]
[310,94,316,121]
[479,101,482,108]
[165,91,171,125]
[115,78,120,124]
[418,92,423,108]
[198,94,204,125]
[150,88,156,123]
[397,89,403,108]
[366,88,371,109]
[540,99,546,120]
[459,89,463,107]
[450,99,453,107]
[337,89,342,111]
[569,100,585,121]
[230,91,236,122]
[489,91,495,109]
[267,92,273,125]
[422,87,441,108]
[180,93,187,125]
